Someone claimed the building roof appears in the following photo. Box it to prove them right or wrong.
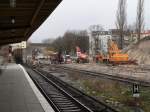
[133,30,150,35]
[0,0,62,46]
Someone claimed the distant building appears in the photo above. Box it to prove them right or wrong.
[109,29,121,47]
[89,31,111,56]
[143,30,150,37]
[99,35,112,53]
[109,29,136,47]
[89,29,133,56]
[89,29,150,56]
[132,30,150,42]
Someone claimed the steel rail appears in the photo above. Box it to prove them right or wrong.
[53,65,150,87]
[26,67,95,112]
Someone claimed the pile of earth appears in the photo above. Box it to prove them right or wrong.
[125,36,150,65]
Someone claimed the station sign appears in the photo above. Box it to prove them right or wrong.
[133,84,140,98]
[11,41,27,49]
[21,41,26,49]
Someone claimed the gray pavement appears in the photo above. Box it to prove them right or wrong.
[0,63,45,112]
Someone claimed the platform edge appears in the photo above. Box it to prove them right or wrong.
[19,64,55,112]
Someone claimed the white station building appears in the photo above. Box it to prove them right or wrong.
[89,31,112,56]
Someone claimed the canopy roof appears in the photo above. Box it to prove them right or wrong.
[0,0,61,45]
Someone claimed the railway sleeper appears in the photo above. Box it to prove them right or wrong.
[53,97,72,99]
[54,100,73,103]
[60,109,82,112]
[51,96,67,99]
[60,104,80,107]
[52,99,72,102]
[60,107,81,110]
[56,102,74,104]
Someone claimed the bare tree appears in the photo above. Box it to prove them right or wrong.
[136,0,144,42]
[127,23,136,32]
[51,30,89,55]
[116,0,127,49]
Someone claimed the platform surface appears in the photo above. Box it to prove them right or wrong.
[0,63,52,112]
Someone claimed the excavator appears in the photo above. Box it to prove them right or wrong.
[96,39,130,65]
[76,46,89,63]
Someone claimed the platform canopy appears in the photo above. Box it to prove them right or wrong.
[0,0,62,45]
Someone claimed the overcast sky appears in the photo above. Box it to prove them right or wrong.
[29,0,150,43]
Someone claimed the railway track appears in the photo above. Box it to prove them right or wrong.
[50,65,150,87]
[26,66,118,112]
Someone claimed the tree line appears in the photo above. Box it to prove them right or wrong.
[45,30,89,55]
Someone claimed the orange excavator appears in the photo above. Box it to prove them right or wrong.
[76,46,89,63]
[96,39,130,65]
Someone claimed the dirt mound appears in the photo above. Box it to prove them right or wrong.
[126,36,150,65]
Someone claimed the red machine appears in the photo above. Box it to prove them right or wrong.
[76,46,88,63]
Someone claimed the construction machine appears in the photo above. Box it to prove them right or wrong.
[96,39,129,65]
[76,46,89,63]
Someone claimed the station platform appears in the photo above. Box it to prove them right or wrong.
[0,63,54,112]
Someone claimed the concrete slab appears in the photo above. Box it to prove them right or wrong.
[0,63,54,112]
